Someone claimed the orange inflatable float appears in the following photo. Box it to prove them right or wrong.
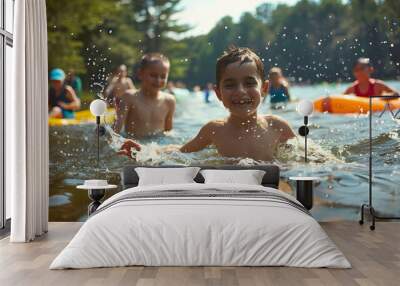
[313,95,400,114]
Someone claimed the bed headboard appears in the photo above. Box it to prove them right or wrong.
[121,165,280,190]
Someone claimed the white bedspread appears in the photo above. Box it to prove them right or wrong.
[50,183,350,269]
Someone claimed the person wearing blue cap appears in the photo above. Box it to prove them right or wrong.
[48,68,81,118]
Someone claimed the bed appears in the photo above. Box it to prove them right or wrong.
[50,165,350,269]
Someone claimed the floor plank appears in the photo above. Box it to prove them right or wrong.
[0,222,399,286]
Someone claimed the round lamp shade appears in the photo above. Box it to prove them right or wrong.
[297,99,314,116]
[90,99,107,116]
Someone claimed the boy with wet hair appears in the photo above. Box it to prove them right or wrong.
[113,53,176,138]
[344,57,399,97]
[180,47,295,161]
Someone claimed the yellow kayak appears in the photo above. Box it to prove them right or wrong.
[49,108,115,126]
[314,95,400,114]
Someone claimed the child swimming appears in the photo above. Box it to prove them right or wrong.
[104,64,136,109]
[180,47,295,161]
[48,68,81,119]
[118,47,295,161]
[113,53,176,138]
[344,58,399,97]
[264,67,291,107]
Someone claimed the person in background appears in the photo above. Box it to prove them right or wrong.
[48,68,81,119]
[113,53,176,138]
[204,83,213,103]
[344,58,399,97]
[104,64,136,109]
[263,67,291,107]
[65,69,83,98]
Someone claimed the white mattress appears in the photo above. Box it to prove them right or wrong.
[50,183,350,269]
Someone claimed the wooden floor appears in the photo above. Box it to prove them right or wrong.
[0,222,399,286]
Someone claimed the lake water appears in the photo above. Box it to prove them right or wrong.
[49,81,400,222]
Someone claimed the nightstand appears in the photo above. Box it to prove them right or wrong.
[76,184,117,215]
[289,177,319,210]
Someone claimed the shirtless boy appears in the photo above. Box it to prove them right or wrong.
[344,58,399,97]
[113,53,176,138]
[119,47,295,161]
[180,47,295,161]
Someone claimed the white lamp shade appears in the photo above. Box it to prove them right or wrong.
[297,99,314,116]
[90,99,107,116]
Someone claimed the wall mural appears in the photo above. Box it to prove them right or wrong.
[47,0,400,222]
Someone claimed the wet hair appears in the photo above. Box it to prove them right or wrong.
[216,46,265,87]
[353,57,372,68]
[269,67,283,76]
[139,53,170,70]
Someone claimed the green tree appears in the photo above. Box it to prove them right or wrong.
[47,0,118,73]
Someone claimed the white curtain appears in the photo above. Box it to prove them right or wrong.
[8,0,49,242]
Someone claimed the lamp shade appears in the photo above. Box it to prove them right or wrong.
[297,99,314,116]
[90,99,107,116]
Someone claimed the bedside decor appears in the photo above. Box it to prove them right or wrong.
[297,99,314,163]
[289,176,318,210]
[89,99,107,168]
[77,180,117,215]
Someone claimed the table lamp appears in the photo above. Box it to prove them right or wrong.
[297,99,314,163]
[90,99,107,168]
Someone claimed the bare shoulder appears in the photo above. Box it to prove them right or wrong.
[344,82,357,94]
[160,92,176,110]
[160,91,176,102]
[264,114,291,128]
[264,114,295,140]
[200,119,225,133]
[281,79,290,88]
[122,89,139,103]
[374,79,387,87]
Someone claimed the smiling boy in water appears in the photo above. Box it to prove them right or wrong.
[119,47,295,161]
[179,47,295,161]
[113,53,176,138]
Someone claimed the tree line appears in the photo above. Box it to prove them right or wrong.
[47,0,400,90]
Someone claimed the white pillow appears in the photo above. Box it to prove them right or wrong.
[200,169,266,185]
[135,167,200,186]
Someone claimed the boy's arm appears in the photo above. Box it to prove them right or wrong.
[113,93,130,133]
[164,96,176,131]
[117,139,141,158]
[180,122,214,153]
[60,86,81,110]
